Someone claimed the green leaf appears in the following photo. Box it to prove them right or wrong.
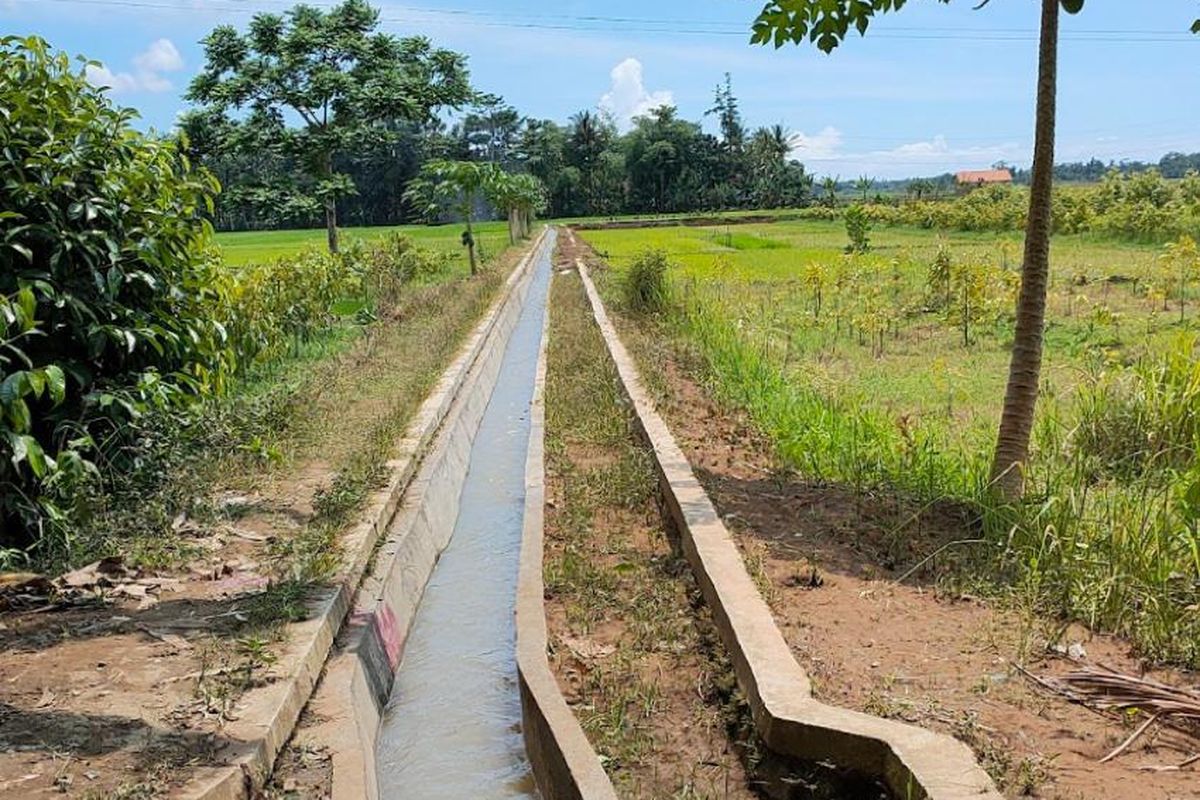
[44,365,66,405]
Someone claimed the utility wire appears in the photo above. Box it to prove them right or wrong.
[28,0,1200,43]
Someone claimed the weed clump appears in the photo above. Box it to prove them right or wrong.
[623,249,672,314]
[1072,333,1200,478]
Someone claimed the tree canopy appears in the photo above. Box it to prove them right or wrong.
[185,0,472,251]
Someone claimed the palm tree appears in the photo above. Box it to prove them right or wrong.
[990,0,1061,497]
[569,111,607,215]
[821,176,839,208]
[855,174,875,202]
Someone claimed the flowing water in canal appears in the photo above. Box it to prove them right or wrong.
[375,231,555,798]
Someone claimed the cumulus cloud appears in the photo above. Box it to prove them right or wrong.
[86,38,183,95]
[789,127,1023,180]
[599,58,673,132]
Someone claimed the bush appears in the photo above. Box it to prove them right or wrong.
[1072,334,1200,479]
[623,249,671,314]
[1,36,227,553]
[844,204,871,253]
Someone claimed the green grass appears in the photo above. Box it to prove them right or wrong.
[580,219,1200,669]
[215,220,512,267]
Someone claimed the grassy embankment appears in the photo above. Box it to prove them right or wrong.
[580,220,1200,668]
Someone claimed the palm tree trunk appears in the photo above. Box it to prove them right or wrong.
[508,208,518,244]
[990,0,1059,499]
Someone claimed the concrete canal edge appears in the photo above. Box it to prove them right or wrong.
[181,229,550,800]
[574,252,1004,800]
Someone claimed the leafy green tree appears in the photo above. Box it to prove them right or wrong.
[0,36,226,553]
[405,160,497,274]
[748,0,1199,498]
[187,0,472,253]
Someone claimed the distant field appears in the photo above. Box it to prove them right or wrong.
[215,220,512,267]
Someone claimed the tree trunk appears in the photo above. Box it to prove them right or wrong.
[507,208,518,244]
[325,198,339,254]
[990,0,1059,499]
[466,216,477,275]
[322,151,339,254]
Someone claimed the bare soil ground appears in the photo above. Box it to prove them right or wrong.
[543,235,760,799]
[590,245,1200,799]
[0,249,524,799]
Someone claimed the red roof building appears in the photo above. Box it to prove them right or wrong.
[955,168,1014,186]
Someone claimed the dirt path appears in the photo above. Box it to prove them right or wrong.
[586,245,1200,799]
[0,247,527,799]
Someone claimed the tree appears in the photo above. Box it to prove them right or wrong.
[821,175,839,208]
[567,111,617,215]
[1,36,226,548]
[748,0,1199,498]
[907,178,935,202]
[405,160,497,274]
[707,72,746,154]
[485,171,545,243]
[187,0,472,253]
[855,174,875,201]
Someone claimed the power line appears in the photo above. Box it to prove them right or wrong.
[29,0,1200,43]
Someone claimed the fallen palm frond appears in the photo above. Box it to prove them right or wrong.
[1015,663,1200,767]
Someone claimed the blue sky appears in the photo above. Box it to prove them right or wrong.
[4,0,1199,179]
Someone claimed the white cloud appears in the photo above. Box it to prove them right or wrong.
[135,39,183,74]
[599,58,673,132]
[86,38,184,95]
[788,127,1024,180]
[789,127,844,160]
[84,64,141,94]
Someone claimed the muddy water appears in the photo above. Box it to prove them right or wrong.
[375,231,555,799]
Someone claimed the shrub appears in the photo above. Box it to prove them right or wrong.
[844,204,871,253]
[1,36,227,553]
[1072,334,1200,479]
[623,249,672,314]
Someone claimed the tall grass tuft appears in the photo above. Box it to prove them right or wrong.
[622,249,672,314]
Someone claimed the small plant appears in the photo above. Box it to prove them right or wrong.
[622,249,672,314]
[844,203,871,253]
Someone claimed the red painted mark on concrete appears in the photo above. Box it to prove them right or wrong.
[374,603,403,670]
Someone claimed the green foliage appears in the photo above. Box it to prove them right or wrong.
[0,36,448,560]
[844,204,871,253]
[0,36,226,552]
[750,0,1096,53]
[1073,334,1200,479]
[622,250,672,314]
[791,173,1200,243]
[186,0,472,250]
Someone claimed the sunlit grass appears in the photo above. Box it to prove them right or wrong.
[215,220,512,268]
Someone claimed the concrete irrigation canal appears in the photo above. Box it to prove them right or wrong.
[241,226,999,800]
[373,228,554,798]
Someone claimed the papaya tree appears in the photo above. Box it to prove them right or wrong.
[187,0,472,253]
[748,0,1200,498]
[406,160,498,274]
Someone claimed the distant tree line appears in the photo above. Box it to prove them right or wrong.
[184,64,815,231]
